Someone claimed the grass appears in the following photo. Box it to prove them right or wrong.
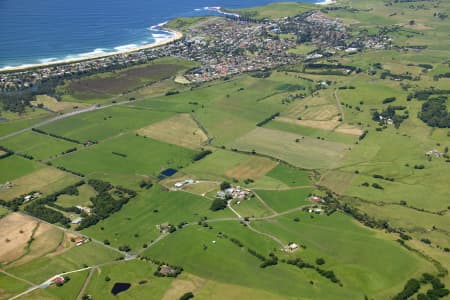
[2,131,79,161]
[0,156,41,183]
[52,133,196,181]
[230,2,316,20]
[0,273,31,300]
[287,43,317,55]
[1,1,449,297]
[251,212,435,298]
[6,242,119,283]
[85,260,173,300]
[224,156,277,181]
[23,270,89,299]
[56,184,96,208]
[31,94,90,113]
[0,167,80,201]
[232,196,273,218]
[229,127,349,170]
[41,105,174,143]
[82,186,234,251]
[265,120,358,144]
[0,206,8,217]
[0,108,53,137]
[265,163,312,187]
[255,188,313,213]
[143,223,369,299]
[182,150,289,189]
[136,113,208,149]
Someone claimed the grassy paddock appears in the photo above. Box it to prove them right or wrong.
[229,127,349,170]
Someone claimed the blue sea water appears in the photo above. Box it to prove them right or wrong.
[0,0,318,69]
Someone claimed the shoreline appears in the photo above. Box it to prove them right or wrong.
[0,0,336,73]
[0,29,183,73]
[317,0,337,5]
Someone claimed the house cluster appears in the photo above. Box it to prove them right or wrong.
[173,179,197,189]
[0,9,391,91]
[216,186,251,201]
[378,115,394,126]
[157,223,175,234]
[23,192,41,203]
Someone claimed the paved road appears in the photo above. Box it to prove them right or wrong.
[0,92,133,141]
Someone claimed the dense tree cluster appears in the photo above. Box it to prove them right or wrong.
[24,203,71,225]
[77,180,137,230]
[210,198,227,211]
[286,258,341,285]
[192,150,212,161]
[393,274,449,300]
[32,128,82,144]
[372,105,409,128]
[256,112,280,127]
[0,146,14,159]
[418,96,450,128]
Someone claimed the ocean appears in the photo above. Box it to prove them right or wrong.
[0,0,318,69]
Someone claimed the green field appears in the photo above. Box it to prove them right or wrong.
[265,120,358,144]
[256,188,313,212]
[265,163,313,187]
[56,184,96,208]
[41,105,174,143]
[229,127,349,170]
[82,186,234,251]
[84,260,172,300]
[6,242,119,283]
[0,156,41,183]
[2,131,78,161]
[0,0,449,298]
[52,133,196,182]
[250,212,435,298]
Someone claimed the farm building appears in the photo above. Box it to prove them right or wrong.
[71,217,83,224]
[74,237,88,246]
[283,242,300,252]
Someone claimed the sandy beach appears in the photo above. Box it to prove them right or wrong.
[1,29,183,73]
[317,0,337,5]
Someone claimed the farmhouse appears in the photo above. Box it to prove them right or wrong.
[174,179,195,188]
[51,276,65,285]
[76,205,92,214]
[426,149,442,158]
[309,196,324,203]
[71,217,83,225]
[283,242,300,252]
[74,237,88,246]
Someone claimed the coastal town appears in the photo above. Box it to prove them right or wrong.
[0,10,390,91]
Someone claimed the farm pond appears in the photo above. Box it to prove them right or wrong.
[111,282,131,295]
